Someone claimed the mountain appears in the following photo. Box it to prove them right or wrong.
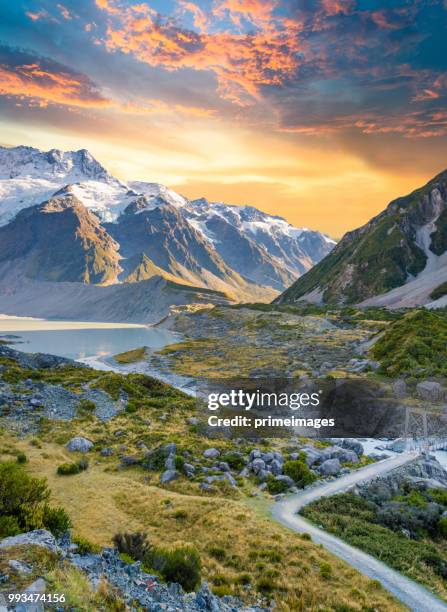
[277,169,447,308]
[0,145,335,321]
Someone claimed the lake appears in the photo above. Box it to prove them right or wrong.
[0,316,178,361]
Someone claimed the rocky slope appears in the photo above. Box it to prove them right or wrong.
[0,146,334,318]
[277,169,447,307]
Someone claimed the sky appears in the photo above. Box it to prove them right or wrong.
[1,1,447,236]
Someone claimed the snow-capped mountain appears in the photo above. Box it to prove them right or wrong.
[0,145,335,319]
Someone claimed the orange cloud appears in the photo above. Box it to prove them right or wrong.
[122,98,216,117]
[321,0,355,16]
[0,62,111,109]
[97,0,304,106]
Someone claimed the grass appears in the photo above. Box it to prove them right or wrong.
[113,347,147,364]
[301,493,447,602]
[0,434,403,611]
[371,309,447,377]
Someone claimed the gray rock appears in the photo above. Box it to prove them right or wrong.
[8,559,32,574]
[187,417,199,425]
[218,461,230,472]
[100,447,114,457]
[251,458,266,474]
[160,470,178,484]
[388,438,407,453]
[224,472,238,487]
[301,446,324,467]
[203,448,220,459]
[65,437,93,453]
[261,452,274,463]
[341,439,364,456]
[270,459,283,475]
[0,529,57,553]
[318,458,341,476]
[249,449,262,461]
[165,453,176,470]
[274,475,294,488]
[183,463,195,477]
[417,381,444,401]
[392,379,407,398]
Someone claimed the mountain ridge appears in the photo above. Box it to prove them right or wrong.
[0,145,335,301]
[276,168,447,308]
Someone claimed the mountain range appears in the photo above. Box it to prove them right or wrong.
[277,168,447,309]
[0,145,334,322]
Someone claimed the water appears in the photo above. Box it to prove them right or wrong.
[1,325,178,361]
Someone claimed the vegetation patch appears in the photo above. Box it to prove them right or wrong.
[371,309,447,377]
[114,347,147,364]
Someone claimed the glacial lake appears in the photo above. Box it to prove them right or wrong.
[0,317,178,361]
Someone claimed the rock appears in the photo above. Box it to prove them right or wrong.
[256,469,269,482]
[187,417,199,425]
[318,458,341,476]
[272,451,284,463]
[165,453,176,470]
[8,559,32,574]
[100,447,114,457]
[15,578,46,612]
[258,482,268,491]
[417,381,444,401]
[203,448,220,459]
[251,458,266,474]
[183,463,195,477]
[65,437,93,453]
[289,452,300,460]
[392,379,407,398]
[224,472,238,487]
[261,452,274,463]
[270,459,283,475]
[217,461,230,472]
[388,438,407,453]
[301,446,324,467]
[199,482,214,491]
[160,470,178,484]
[121,455,140,467]
[0,529,57,553]
[274,475,294,488]
[330,447,359,463]
[341,439,364,456]
[249,448,262,460]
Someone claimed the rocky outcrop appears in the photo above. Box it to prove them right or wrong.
[0,530,267,611]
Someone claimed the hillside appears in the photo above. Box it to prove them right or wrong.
[277,170,447,307]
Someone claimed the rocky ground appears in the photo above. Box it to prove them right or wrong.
[0,530,266,611]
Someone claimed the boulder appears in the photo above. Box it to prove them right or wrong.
[65,437,93,453]
[416,381,444,401]
[392,379,407,398]
[274,475,294,488]
[203,448,220,459]
[341,439,364,456]
[100,447,114,457]
[249,448,262,461]
[318,458,341,476]
[301,446,324,467]
[270,459,283,476]
[224,472,238,487]
[251,458,266,474]
[160,470,178,484]
[217,461,230,472]
[0,529,57,553]
[165,453,176,470]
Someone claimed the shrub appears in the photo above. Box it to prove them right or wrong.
[319,562,333,579]
[160,546,201,592]
[208,546,226,561]
[221,452,245,471]
[73,535,101,554]
[78,399,96,412]
[57,459,89,476]
[0,461,70,537]
[0,515,21,538]
[266,477,289,495]
[174,456,185,471]
[42,504,72,537]
[16,452,27,464]
[283,459,316,488]
[113,532,152,562]
[256,576,276,593]
[173,509,188,520]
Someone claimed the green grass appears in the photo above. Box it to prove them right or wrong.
[371,309,447,377]
[114,347,147,364]
[301,492,447,601]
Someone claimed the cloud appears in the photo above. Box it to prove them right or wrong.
[96,0,304,106]
[0,45,111,109]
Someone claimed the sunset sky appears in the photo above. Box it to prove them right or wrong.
[1,0,447,236]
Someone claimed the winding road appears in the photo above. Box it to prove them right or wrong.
[271,452,447,612]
